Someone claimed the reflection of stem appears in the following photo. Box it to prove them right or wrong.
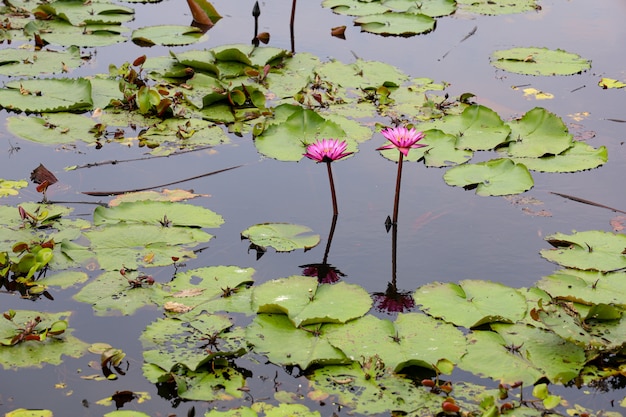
[290,0,296,53]
[322,214,338,264]
[392,152,404,224]
[326,161,339,216]
[391,222,398,289]
[252,1,260,46]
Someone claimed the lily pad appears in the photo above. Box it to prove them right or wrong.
[34,0,134,26]
[504,107,573,158]
[245,313,349,369]
[307,361,441,415]
[325,313,467,372]
[508,141,608,173]
[443,158,534,196]
[7,113,99,145]
[165,266,256,314]
[0,78,92,113]
[418,104,511,151]
[354,12,435,36]
[0,179,28,198]
[540,230,626,272]
[456,0,539,15]
[241,223,320,252]
[93,201,224,228]
[491,47,591,76]
[141,314,247,377]
[254,105,351,162]
[0,46,83,77]
[0,310,88,369]
[458,323,585,385]
[73,270,168,315]
[252,276,372,326]
[63,223,213,270]
[414,280,528,328]
[131,25,206,47]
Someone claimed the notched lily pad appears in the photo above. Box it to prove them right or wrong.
[131,25,206,46]
[0,78,93,112]
[241,223,320,253]
[443,158,534,196]
[491,47,591,76]
[414,280,528,328]
[540,230,626,272]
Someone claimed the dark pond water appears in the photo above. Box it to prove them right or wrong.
[0,0,625,415]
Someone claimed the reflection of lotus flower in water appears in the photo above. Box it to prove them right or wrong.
[376,126,426,157]
[301,263,345,284]
[372,282,415,314]
[303,139,352,216]
[299,214,345,284]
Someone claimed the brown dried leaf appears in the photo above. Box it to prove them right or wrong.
[30,164,58,185]
[164,301,193,313]
[331,26,346,39]
[172,288,204,298]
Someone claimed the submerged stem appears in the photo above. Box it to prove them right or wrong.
[326,161,338,216]
[392,152,404,224]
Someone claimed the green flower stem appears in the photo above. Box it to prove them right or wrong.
[392,152,404,224]
[326,161,338,216]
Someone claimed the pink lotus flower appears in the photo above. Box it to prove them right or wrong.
[304,139,353,163]
[376,127,426,157]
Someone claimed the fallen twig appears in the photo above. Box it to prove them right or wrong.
[82,165,243,196]
[71,146,214,170]
[550,191,626,214]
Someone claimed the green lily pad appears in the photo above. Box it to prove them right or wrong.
[241,223,320,252]
[0,179,27,198]
[508,141,608,173]
[165,266,256,314]
[457,0,539,15]
[7,113,99,145]
[34,0,134,26]
[254,105,352,161]
[141,314,247,377]
[354,12,435,36]
[540,230,626,272]
[0,310,88,369]
[245,313,348,369]
[491,47,591,76]
[504,107,573,158]
[5,410,54,417]
[73,270,168,315]
[418,104,511,151]
[93,201,224,228]
[443,158,534,196]
[414,280,528,328]
[0,78,92,112]
[307,361,441,415]
[536,269,626,308]
[315,59,409,90]
[131,25,206,47]
[0,46,83,77]
[138,118,231,151]
[599,77,626,89]
[252,276,372,326]
[63,223,213,270]
[325,313,467,372]
[37,20,129,47]
[459,323,585,385]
